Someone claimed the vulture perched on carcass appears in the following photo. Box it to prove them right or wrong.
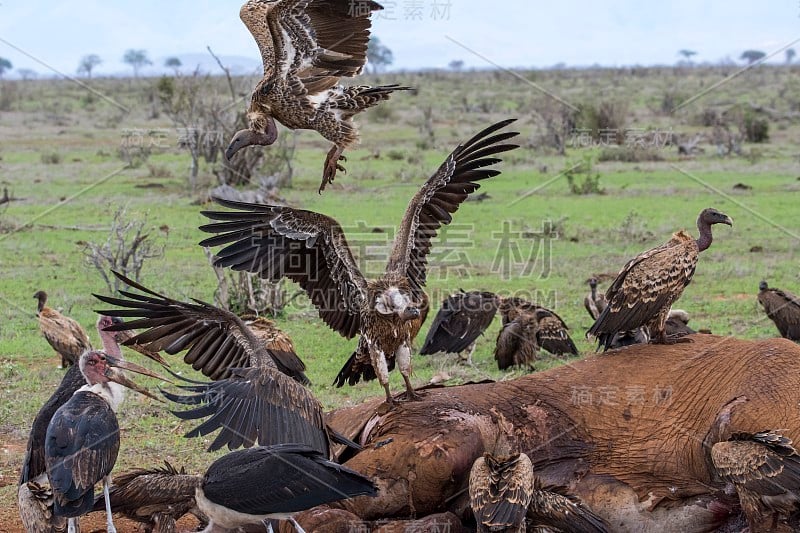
[227,0,411,192]
[711,430,800,532]
[420,290,499,363]
[587,208,732,351]
[202,120,519,408]
[96,271,350,454]
[757,281,800,341]
[34,290,92,368]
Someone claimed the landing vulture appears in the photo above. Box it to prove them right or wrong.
[420,290,499,361]
[227,0,411,192]
[587,208,732,351]
[757,281,800,341]
[201,120,519,407]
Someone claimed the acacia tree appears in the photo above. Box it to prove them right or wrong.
[0,58,13,79]
[786,48,796,64]
[367,36,393,73]
[740,50,766,64]
[123,49,152,77]
[165,57,182,74]
[77,54,102,78]
[678,49,697,65]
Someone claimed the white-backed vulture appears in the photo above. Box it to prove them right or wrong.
[757,281,800,341]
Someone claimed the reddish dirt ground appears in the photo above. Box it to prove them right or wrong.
[0,507,202,533]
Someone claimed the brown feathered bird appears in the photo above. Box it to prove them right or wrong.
[94,271,337,453]
[758,281,800,341]
[91,461,206,533]
[420,290,499,364]
[499,298,578,356]
[587,208,732,351]
[494,311,539,370]
[711,430,800,532]
[470,451,533,532]
[226,0,411,192]
[583,277,606,320]
[527,478,609,533]
[202,120,519,407]
[34,290,92,368]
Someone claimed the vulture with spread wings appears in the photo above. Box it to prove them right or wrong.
[587,208,732,351]
[758,281,800,341]
[227,0,411,192]
[201,120,519,407]
[94,272,337,454]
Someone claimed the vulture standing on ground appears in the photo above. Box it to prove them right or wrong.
[710,430,800,532]
[202,120,519,407]
[19,315,163,533]
[587,208,732,351]
[419,290,499,364]
[95,271,339,453]
[92,461,206,533]
[226,0,411,192]
[34,290,92,368]
[757,281,800,341]
[44,350,164,533]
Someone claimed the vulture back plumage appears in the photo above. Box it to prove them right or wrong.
[758,281,800,341]
[420,290,499,355]
[469,452,533,533]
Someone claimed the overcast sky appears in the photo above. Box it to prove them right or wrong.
[0,0,797,77]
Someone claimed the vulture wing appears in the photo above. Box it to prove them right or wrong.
[587,233,698,349]
[94,272,309,384]
[534,309,579,356]
[494,315,538,370]
[469,453,533,531]
[758,288,800,340]
[420,290,499,355]
[528,478,609,533]
[37,309,92,365]
[387,120,519,303]
[199,200,368,339]
[162,365,327,453]
[240,0,381,95]
[202,444,377,514]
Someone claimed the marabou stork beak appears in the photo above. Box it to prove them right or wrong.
[104,356,171,402]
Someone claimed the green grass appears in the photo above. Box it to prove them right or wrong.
[1,66,799,510]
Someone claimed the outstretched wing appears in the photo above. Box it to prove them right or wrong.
[587,234,698,346]
[758,288,800,340]
[241,0,381,95]
[162,366,327,453]
[420,291,498,355]
[387,120,520,301]
[94,271,309,384]
[199,200,368,339]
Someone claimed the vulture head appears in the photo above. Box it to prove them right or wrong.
[225,83,279,160]
[588,277,598,290]
[759,280,769,291]
[697,208,733,229]
[32,290,48,314]
[374,286,421,321]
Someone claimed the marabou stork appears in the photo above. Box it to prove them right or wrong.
[44,349,165,533]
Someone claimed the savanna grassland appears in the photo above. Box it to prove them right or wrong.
[0,64,799,529]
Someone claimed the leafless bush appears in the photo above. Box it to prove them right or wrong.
[531,97,578,154]
[416,106,435,150]
[40,152,63,165]
[0,81,21,111]
[577,100,629,144]
[83,206,166,293]
[204,248,287,316]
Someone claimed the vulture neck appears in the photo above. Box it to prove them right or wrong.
[695,219,714,252]
[590,285,597,301]
[36,294,46,314]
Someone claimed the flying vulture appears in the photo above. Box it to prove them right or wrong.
[201,119,519,407]
[420,290,499,363]
[587,208,732,351]
[227,0,411,192]
[34,290,92,368]
[711,430,800,531]
[95,271,339,453]
[757,281,800,341]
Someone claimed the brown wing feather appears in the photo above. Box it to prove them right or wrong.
[588,232,698,348]
[535,311,578,356]
[469,453,533,532]
[37,308,92,364]
[199,200,368,339]
[528,478,609,533]
[387,119,520,302]
[420,290,498,355]
[712,431,800,498]
[758,288,800,340]
[495,316,538,370]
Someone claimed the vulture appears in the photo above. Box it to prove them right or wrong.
[583,277,606,320]
[419,290,499,363]
[587,208,732,351]
[95,271,338,453]
[665,308,697,338]
[34,290,92,368]
[711,430,800,531]
[757,281,800,341]
[494,312,539,370]
[227,0,411,192]
[92,461,207,533]
[527,479,609,532]
[582,279,649,350]
[201,120,519,407]
[469,451,533,532]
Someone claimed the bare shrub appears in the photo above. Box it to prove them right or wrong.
[40,152,63,165]
[83,206,166,293]
[531,96,578,154]
[577,100,628,144]
[597,146,664,162]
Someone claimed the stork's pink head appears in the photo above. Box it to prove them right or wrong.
[78,349,167,401]
[96,315,124,356]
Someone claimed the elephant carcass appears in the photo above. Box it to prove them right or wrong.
[312,335,800,532]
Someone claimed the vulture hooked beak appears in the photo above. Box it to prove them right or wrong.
[104,355,170,402]
[225,118,279,160]
[401,307,421,321]
[720,215,733,226]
